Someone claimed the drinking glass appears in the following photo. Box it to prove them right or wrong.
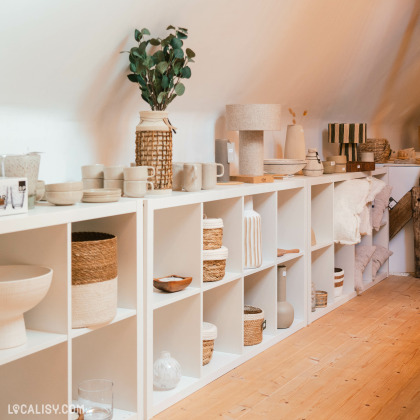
[78,379,113,420]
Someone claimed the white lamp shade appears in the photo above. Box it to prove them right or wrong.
[226,104,281,131]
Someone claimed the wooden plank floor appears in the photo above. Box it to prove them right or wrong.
[155,276,420,420]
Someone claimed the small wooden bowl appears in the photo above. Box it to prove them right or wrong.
[153,275,192,293]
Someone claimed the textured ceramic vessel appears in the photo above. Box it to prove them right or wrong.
[303,149,324,177]
[277,265,294,328]
[153,351,182,390]
[284,125,306,160]
[244,197,262,269]
[0,265,53,349]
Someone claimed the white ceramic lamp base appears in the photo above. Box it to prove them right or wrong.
[239,131,264,176]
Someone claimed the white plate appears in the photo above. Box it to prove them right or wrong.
[82,195,121,203]
[83,188,122,196]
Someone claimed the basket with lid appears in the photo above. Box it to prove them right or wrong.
[244,305,266,346]
[202,322,218,365]
[203,246,228,282]
[203,218,223,250]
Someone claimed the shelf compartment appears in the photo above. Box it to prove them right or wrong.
[72,317,138,414]
[244,260,275,277]
[71,307,137,338]
[311,246,334,306]
[203,271,242,292]
[152,286,201,310]
[277,187,305,252]
[311,183,334,244]
[0,330,67,366]
[203,197,243,274]
[201,350,242,379]
[334,244,355,298]
[311,241,333,252]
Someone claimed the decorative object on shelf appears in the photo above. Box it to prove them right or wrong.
[124,180,154,198]
[153,351,182,390]
[203,217,223,250]
[311,229,317,246]
[346,161,375,172]
[183,163,202,192]
[277,265,294,328]
[153,275,192,293]
[0,265,52,349]
[45,181,83,206]
[78,379,113,420]
[124,165,155,181]
[371,246,393,278]
[328,123,367,162]
[284,108,307,160]
[358,138,391,163]
[104,166,125,193]
[72,232,118,328]
[3,153,41,209]
[172,162,184,191]
[315,290,328,308]
[360,152,375,162]
[202,322,217,365]
[412,187,420,278]
[244,197,262,269]
[82,188,122,203]
[215,139,234,183]
[322,161,335,174]
[244,305,265,346]
[230,174,274,183]
[372,185,392,231]
[202,162,224,190]
[203,246,228,282]
[355,245,376,294]
[82,164,105,190]
[36,180,45,202]
[0,177,28,216]
[334,268,344,297]
[327,155,347,173]
[263,159,307,176]
[277,248,300,257]
[125,26,195,194]
[303,149,324,177]
[311,281,316,312]
[226,104,281,180]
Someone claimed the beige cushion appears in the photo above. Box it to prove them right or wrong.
[372,245,393,277]
[372,185,392,231]
[355,245,376,294]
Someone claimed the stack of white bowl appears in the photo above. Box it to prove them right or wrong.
[124,166,155,198]
[104,166,125,194]
[82,164,104,189]
[45,181,83,206]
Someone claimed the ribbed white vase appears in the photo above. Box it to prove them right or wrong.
[244,197,262,269]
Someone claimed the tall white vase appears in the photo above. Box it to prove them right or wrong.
[244,197,262,269]
[284,125,306,160]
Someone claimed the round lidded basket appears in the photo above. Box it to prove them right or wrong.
[203,218,224,250]
[203,246,228,282]
[315,290,328,308]
[202,322,217,365]
[244,305,266,346]
[72,232,118,328]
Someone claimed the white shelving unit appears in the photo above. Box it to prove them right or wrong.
[0,168,390,419]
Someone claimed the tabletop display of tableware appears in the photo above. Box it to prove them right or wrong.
[123,166,155,181]
[124,180,154,198]
[153,275,192,293]
[78,379,113,420]
[81,164,104,179]
[202,163,224,190]
[303,149,324,177]
[263,159,307,175]
[153,351,181,390]
[183,163,202,192]
[0,265,53,349]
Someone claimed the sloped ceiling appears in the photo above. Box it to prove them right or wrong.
[0,0,419,178]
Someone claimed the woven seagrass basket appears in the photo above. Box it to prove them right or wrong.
[315,290,328,308]
[203,246,228,282]
[202,322,217,365]
[72,232,118,328]
[358,138,391,163]
[334,268,344,298]
[203,218,224,250]
[244,305,266,346]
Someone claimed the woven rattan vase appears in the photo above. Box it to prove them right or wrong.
[135,111,173,193]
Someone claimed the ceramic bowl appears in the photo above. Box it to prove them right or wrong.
[124,166,155,181]
[0,265,52,349]
[264,159,307,175]
[45,190,83,206]
[124,180,154,198]
[81,164,104,179]
[83,178,104,189]
[45,181,83,192]
[104,179,124,191]
[153,275,192,293]
[104,166,125,180]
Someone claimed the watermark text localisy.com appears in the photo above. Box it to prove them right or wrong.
[8,404,84,415]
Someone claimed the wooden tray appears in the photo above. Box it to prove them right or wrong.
[230,175,274,184]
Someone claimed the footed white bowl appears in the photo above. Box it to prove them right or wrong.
[0,265,53,349]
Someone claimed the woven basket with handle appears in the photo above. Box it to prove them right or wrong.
[203,246,228,282]
[244,305,265,346]
[358,138,391,163]
[203,218,224,250]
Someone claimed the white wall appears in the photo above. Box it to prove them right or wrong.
[0,0,419,182]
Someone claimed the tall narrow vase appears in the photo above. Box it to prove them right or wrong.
[244,197,262,269]
[284,124,306,160]
[277,265,294,328]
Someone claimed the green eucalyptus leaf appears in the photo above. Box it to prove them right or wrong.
[181,66,191,79]
[166,25,176,30]
[173,48,184,59]
[149,38,161,46]
[170,37,183,49]
[188,58,195,63]
[173,61,182,75]
[137,75,146,87]
[167,93,177,104]
[127,74,138,83]
[175,83,185,96]
[156,61,168,74]
[129,62,136,72]
[131,47,141,58]
[176,31,187,40]
[138,41,148,54]
[153,50,165,63]
[157,91,165,104]
[144,56,154,69]
[141,28,151,35]
[186,48,196,58]
[162,75,169,89]
[135,29,142,42]
[178,27,188,32]
[129,53,136,64]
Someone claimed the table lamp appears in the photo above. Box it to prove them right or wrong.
[328,123,367,161]
[226,104,281,177]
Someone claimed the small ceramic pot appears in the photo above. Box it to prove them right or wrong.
[322,161,336,174]
[360,152,375,162]
[303,149,324,177]
[124,180,154,198]
[202,163,224,190]
[124,166,155,181]
[104,179,124,191]
[183,163,202,192]
[81,164,104,179]
[104,166,125,180]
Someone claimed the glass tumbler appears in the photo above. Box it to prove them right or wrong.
[78,379,113,420]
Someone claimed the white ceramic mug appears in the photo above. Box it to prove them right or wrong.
[202,163,224,190]
[104,179,124,191]
[183,163,202,192]
[124,180,154,198]
[104,166,125,180]
[83,178,104,189]
[172,162,184,191]
[81,164,104,179]
[124,166,155,181]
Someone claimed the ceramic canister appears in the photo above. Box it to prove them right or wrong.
[202,163,224,190]
[303,149,324,177]
[183,163,202,192]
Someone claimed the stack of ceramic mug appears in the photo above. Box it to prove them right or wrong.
[173,162,224,192]
[104,166,124,193]
[123,166,155,198]
[82,164,104,189]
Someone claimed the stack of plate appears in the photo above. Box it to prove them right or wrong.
[82,188,122,203]
[264,159,307,176]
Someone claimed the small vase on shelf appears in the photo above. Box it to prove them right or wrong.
[244,196,262,269]
[153,351,181,390]
[277,265,294,328]
[284,124,306,160]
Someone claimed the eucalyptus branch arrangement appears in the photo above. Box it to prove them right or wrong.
[124,25,195,111]
[288,108,308,125]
